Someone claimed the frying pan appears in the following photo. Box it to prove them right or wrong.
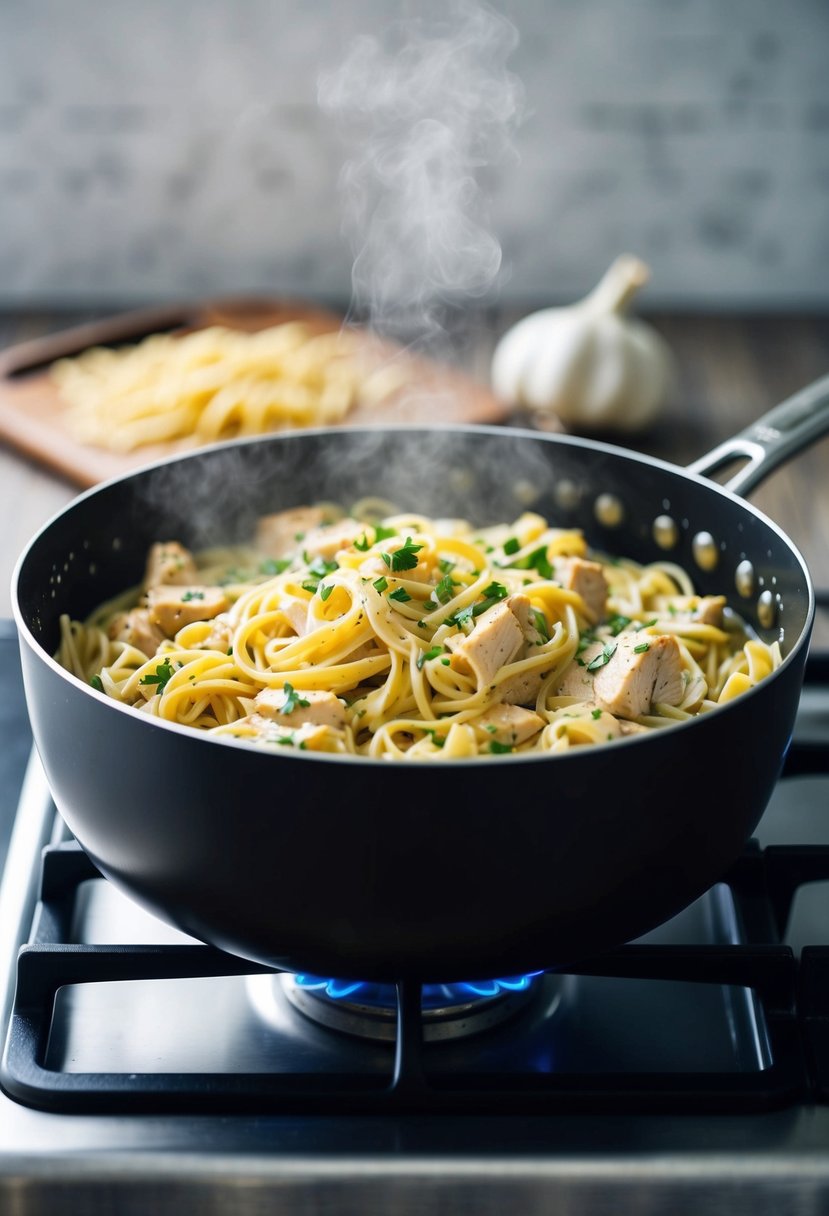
[12,373,829,983]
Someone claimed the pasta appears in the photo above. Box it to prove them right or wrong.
[51,323,405,453]
[57,507,781,761]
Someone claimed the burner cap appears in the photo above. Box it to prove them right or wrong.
[279,973,547,1042]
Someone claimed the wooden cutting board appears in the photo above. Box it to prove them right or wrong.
[0,297,507,488]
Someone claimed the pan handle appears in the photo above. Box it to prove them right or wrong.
[686,372,829,498]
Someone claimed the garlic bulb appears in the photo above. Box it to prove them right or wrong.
[491,256,673,432]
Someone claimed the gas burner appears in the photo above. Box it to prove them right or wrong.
[277,971,550,1042]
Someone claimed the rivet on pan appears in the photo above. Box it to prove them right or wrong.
[692,531,719,572]
[652,514,679,550]
[554,479,581,511]
[757,589,777,629]
[594,493,624,528]
[735,560,755,598]
[449,468,475,494]
[513,478,540,507]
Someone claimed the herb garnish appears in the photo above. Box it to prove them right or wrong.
[633,642,650,654]
[372,576,388,593]
[319,583,334,602]
[281,682,310,715]
[586,642,617,672]
[382,536,423,572]
[634,618,657,631]
[489,740,513,754]
[503,537,520,556]
[139,657,176,694]
[438,558,456,575]
[469,581,509,618]
[428,573,458,607]
[181,590,205,602]
[591,708,602,720]
[513,545,553,580]
[89,674,104,692]
[532,609,550,642]
[259,557,292,576]
[354,534,370,552]
[388,587,412,603]
[606,614,631,636]
[416,645,444,670]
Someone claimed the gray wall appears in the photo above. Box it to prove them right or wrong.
[1,0,828,310]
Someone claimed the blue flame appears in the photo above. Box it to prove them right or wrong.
[293,972,543,1009]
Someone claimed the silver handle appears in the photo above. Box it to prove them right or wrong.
[687,372,829,499]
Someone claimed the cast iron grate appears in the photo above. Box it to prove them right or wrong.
[0,838,819,1115]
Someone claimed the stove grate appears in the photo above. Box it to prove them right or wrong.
[0,840,817,1115]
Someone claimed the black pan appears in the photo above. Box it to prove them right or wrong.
[12,374,829,982]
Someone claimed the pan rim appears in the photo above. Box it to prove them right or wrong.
[11,422,816,769]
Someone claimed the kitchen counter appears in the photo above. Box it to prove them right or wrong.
[1,308,828,639]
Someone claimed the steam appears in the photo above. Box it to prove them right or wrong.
[318,1,524,349]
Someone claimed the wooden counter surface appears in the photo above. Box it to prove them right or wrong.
[2,308,828,641]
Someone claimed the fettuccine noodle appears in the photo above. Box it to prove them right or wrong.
[57,507,781,760]
[51,323,405,453]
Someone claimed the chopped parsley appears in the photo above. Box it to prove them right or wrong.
[372,576,388,593]
[438,558,456,575]
[381,536,423,573]
[259,557,292,576]
[444,603,475,628]
[635,617,657,632]
[181,589,205,602]
[470,582,509,617]
[577,632,597,653]
[89,674,104,693]
[416,645,444,670]
[531,609,550,642]
[424,729,446,748]
[591,708,603,720]
[503,536,520,556]
[281,682,311,714]
[354,534,370,552]
[513,545,553,580]
[606,614,631,636]
[388,587,412,603]
[139,657,176,694]
[489,740,513,754]
[429,573,458,606]
[374,523,398,543]
[586,641,617,672]
[633,641,650,654]
[440,657,450,666]
[319,583,334,602]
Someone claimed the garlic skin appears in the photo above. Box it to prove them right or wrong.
[491,256,673,433]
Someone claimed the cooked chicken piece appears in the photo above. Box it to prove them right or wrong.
[492,593,547,705]
[107,608,165,658]
[506,593,545,648]
[203,612,235,652]
[280,598,309,636]
[554,641,605,700]
[593,632,684,719]
[143,541,198,588]
[146,585,229,637]
[256,508,328,559]
[472,703,545,746]
[499,668,544,706]
[651,595,726,627]
[553,557,608,623]
[254,687,347,730]
[301,518,365,562]
[448,601,524,689]
[243,716,336,752]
